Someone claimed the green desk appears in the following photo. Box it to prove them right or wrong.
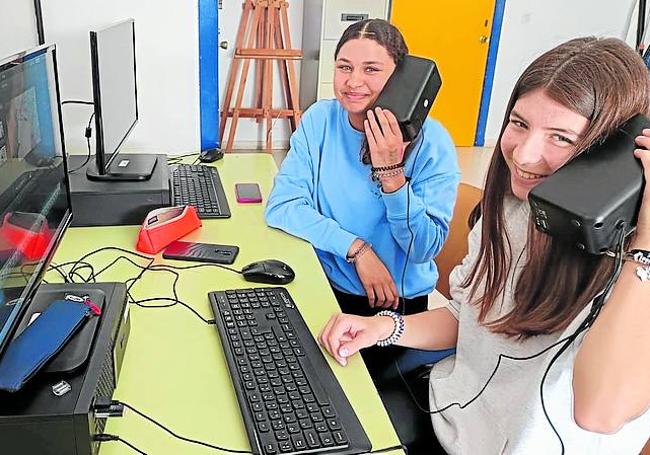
[48,154,403,455]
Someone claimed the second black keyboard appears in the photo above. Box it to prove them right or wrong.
[171,164,230,218]
[209,287,372,455]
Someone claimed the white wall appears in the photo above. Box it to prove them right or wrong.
[3,1,640,152]
[41,0,199,155]
[484,0,638,144]
[218,0,303,149]
[0,0,39,58]
[2,0,304,154]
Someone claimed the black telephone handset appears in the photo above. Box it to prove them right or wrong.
[370,55,442,142]
[529,114,649,255]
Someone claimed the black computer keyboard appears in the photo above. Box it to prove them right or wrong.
[209,287,371,455]
[171,164,230,218]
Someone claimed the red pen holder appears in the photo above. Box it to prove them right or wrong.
[136,206,201,254]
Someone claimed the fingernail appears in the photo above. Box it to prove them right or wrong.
[339,358,347,366]
[339,347,349,357]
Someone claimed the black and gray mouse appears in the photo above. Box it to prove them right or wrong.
[199,147,224,163]
[241,259,295,285]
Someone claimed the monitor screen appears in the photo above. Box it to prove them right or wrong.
[0,44,72,358]
[90,18,138,174]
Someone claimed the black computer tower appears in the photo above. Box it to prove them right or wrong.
[0,282,130,455]
[67,154,171,226]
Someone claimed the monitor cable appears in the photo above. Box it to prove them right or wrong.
[61,100,94,106]
[94,398,407,455]
[48,247,213,324]
[92,399,254,454]
[47,246,247,326]
[60,100,95,173]
[94,434,147,455]
[167,152,200,165]
[397,118,425,317]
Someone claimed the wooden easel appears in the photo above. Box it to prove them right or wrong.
[220,0,302,153]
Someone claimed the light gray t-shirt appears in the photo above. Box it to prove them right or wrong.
[430,196,650,454]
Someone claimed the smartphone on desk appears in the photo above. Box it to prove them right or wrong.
[162,240,239,265]
[235,183,263,203]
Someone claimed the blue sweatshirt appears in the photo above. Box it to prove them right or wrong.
[265,99,460,298]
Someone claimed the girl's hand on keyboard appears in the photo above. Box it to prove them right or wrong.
[318,313,394,366]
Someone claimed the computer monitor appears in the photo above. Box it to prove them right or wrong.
[0,44,72,358]
[86,18,156,181]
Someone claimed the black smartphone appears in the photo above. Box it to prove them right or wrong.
[370,54,441,142]
[235,183,263,203]
[162,240,239,264]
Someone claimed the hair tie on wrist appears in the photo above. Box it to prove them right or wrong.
[375,310,405,347]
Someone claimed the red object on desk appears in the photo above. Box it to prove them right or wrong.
[136,205,202,254]
[0,212,53,261]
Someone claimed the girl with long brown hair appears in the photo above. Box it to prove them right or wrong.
[319,37,650,454]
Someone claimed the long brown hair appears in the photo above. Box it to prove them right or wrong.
[464,37,650,338]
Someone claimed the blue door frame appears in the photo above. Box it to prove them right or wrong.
[199,0,219,150]
[474,0,505,146]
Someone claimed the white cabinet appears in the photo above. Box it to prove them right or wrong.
[299,0,390,110]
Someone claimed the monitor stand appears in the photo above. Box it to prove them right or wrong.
[86,154,158,181]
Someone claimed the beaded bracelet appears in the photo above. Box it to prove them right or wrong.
[624,249,650,266]
[371,162,403,172]
[375,310,405,347]
[625,249,650,282]
[346,241,372,264]
[372,167,404,180]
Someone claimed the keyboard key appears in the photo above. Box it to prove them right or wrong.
[319,433,335,447]
[333,431,347,445]
[291,435,307,450]
[304,430,319,448]
[278,441,292,452]
[327,419,341,430]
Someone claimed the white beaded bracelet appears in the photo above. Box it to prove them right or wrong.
[624,249,650,282]
[375,310,405,347]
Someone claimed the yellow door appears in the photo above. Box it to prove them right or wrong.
[391,0,495,146]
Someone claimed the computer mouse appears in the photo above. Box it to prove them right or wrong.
[241,259,295,285]
[198,147,224,163]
